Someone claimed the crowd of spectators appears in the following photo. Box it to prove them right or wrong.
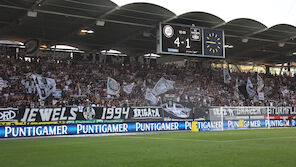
[1,53,296,108]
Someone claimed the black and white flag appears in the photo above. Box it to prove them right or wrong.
[31,74,56,99]
[246,77,256,98]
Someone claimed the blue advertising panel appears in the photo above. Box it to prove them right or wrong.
[0,121,193,138]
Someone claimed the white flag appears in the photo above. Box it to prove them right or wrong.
[257,74,264,93]
[246,77,256,98]
[223,68,231,84]
[32,75,56,100]
[107,77,120,95]
[123,82,135,94]
[145,88,158,105]
[234,79,239,99]
[152,77,175,96]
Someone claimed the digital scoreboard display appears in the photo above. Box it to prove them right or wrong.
[158,23,225,58]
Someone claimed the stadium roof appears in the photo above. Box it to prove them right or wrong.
[0,0,296,65]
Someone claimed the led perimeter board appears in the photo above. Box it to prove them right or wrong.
[158,23,225,58]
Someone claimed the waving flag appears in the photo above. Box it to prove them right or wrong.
[152,77,175,96]
[145,88,158,105]
[246,77,256,98]
[257,74,264,93]
[31,74,56,100]
[223,68,232,84]
[123,82,135,94]
[107,77,120,95]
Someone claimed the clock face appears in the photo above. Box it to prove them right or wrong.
[203,29,224,57]
[206,33,222,53]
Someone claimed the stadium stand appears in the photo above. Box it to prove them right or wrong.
[1,53,295,108]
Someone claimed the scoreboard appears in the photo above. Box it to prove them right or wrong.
[158,23,225,58]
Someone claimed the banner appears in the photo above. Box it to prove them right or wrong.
[258,92,264,100]
[1,119,295,138]
[130,107,163,121]
[209,107,269,121]
[107,77,120,95]
[162,102,208,121]
[152,77,174,96]
[0,121,192,138]
[18,107,130,122]
[197,119,296,131]
[123,82,135,94]
[0,108,18,122]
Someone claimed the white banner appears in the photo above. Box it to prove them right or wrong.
[223,68,231,84]
[32,75,56,100]
[123,82,135,94]
[107,77,120,95]
[258,92,265,100]
[152,77,175,96]
[145,88,158,105]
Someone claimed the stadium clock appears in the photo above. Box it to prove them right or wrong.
[203,28,224,57]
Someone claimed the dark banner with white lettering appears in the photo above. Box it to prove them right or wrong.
[2,106,296,126]
[161,102,208,121]
[0,108,18,122]
[129,106,164,122]
[17,107,129,123]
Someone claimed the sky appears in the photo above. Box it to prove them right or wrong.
[112,0,296,27]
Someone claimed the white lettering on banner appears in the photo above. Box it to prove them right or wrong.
[76,124,128,134]
[20,108,78,122]
[39,108,53,121]
[0,110,17,121]
[27,109,38,122]
[198,121,222,129]
[135,122,179,132]
[185,121,192,130]
[133,108,161,119]
[69,108,78,120]
[228,121,239,128]
[101,108,129,120]
[4,125,68,137]
[52,108,61,121]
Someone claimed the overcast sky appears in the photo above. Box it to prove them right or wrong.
[112,0,296,27]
